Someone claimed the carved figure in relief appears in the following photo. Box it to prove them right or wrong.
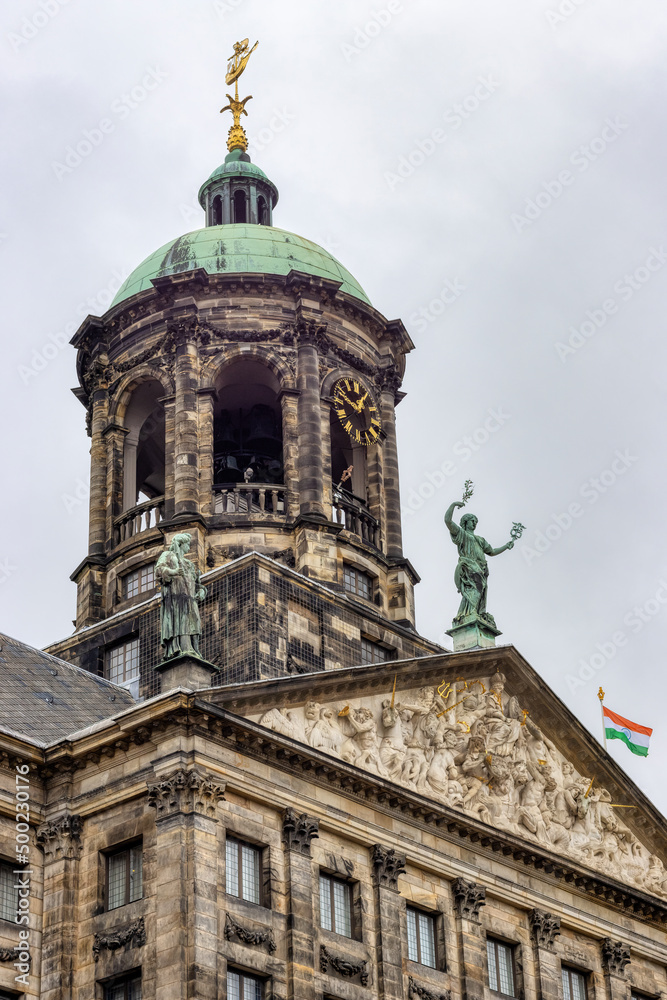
[379,701,408,781]
[259,707,300,740]
[305,704,344,753]
[340,708,389,777]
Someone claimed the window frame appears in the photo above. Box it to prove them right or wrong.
[226,967,263,1000]
[406,905,438,969]
[487,936,517,997]
[0,858,18,924]
[318,870,356,939]
[102,971,142,1000]
[225,835,263,907]
[105,636,140,685]
[343,564,373,601]
[562,965,588,1000]
[122,564,155,600]
[105,841,143,911]
[360,636,394,666]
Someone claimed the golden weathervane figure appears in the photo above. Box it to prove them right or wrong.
[220,38,259,153]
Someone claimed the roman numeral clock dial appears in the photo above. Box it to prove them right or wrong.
[332,377,381,445]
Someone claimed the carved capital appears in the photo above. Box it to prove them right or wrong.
[294,318,330,352]
[147,767,225,818]
[409,976,450,1000]
[320,945,369,987]
[93,917,146,962]
[224,913,276,954]
[282,807,319,855]
[601,938,631,977]
[530,909,561,950]
[36,814,82,861]
[375,364,402,395]
[371,844,406,890]
[451,876,486,922]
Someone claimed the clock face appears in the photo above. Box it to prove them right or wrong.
[332,377,381,446]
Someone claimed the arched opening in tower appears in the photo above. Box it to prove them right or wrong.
[212,194,222,226]
[122,380,166,510]
[233,189,247,224]
[213,360,284,489]
[330,412,368,505]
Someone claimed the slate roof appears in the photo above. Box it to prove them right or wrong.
[0,632,135,745]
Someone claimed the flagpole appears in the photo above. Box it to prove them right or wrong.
[598,687,607,749]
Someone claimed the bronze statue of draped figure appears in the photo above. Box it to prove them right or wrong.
[155,533,207,659]
[444,501,515,627]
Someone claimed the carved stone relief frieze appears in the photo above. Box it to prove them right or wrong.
[256,672,666,899]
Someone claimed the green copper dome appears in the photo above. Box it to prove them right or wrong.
[111,225,370,307]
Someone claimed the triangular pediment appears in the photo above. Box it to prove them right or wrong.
[211,646,667,902]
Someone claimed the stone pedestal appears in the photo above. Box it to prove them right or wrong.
[155,653,220,692]
[447,616,500,651]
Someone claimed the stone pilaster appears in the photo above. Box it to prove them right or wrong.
[147,767,225,1000]
[282,807,319,1000]
[371,844,406,1000]
[173,335,200,517]
[296,324,326,519]
[36,814,82,1000]
[530,909,562,1000]
[601,938,631,1000]
[379,372,403,559]
[451,877,486,1000]
[88,388,109,555]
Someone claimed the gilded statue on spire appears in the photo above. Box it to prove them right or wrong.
[220,38,259,153]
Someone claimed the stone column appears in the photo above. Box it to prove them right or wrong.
[296,326,326,519]
[371,845,406,1000]
[279,388,301,519]
[103,423,128,527]
[197,388,216,517]
[36,814,82,1000]
[162,393,176,520]
[88,388,109,555]
[379,372,403,559]
[530,909,562,1000]
[282,807,319,1000]
[148,767,225,1000]
[173,334,200,518]
[601,938,631,1000]
[451,876,487,1000]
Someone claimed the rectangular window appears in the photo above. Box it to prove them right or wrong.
[562,968,587,1000]
[319,872,352,938]
[0,861,18,922]
[343,565,372,601]
[407,907,437,968]
[227,970,262,1000]
[225,837,261,904]
[123,565,155,599]
[360,637,391,665]
[487,938,516,996]
[106,638,140,685]
[104,975,142,1000]
[107,845,143,910]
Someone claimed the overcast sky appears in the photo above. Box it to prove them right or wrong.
[2,0,667,813]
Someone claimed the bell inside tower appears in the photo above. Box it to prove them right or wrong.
[213,360,283,487]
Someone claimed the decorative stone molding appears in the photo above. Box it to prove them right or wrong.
[36,814,83,861]
[530,909,561,950]
[93,917,146,962]
[408,976,451,1000]
[601,938,631,976]
[282,807,319,855]
[371,844,406,890]
[451,876,486,922]
[224,913,276,954]
[319,945,369,987]
[147,767,225,818]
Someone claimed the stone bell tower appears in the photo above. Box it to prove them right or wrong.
[53,46,437,694]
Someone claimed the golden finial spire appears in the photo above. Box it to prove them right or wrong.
[220,38,259,153]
